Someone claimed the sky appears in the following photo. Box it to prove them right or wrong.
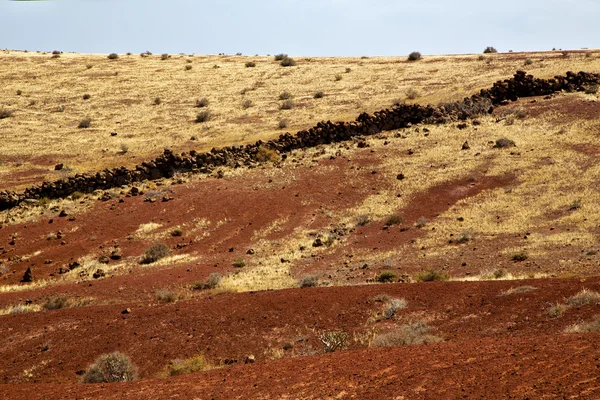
[1,0,599,56]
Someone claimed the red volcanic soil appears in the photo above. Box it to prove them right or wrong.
[2,277,600,398]
[1,277,600,385]
[4,333,600,399]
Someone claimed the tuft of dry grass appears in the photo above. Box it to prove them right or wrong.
[163,354,213,376]
[371,322,442,347]
[500,286,537,296]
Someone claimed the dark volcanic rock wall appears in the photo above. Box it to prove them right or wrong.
[1,71,598,211]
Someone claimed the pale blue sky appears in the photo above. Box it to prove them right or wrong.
[1,0,598,56]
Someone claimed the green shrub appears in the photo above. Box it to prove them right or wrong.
[0,108,13,119]
[494,138,516,148]
[416,269,448,282]
[299,275,318,288]
[165,354,211,376]
[83,352,138,383]
[232,258,246,268]
[511,252,528,262]
[280,56,296,67]
[78,118,91,129]
[140,243,170,264]
[407,51,422,61]
[195,111,211,123]
[195,97,209,108]
[377,270,397,283]
[385,215,403,226]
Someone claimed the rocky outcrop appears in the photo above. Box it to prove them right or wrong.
[1,71,598,211]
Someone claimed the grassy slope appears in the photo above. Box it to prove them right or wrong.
[1,50,599,190]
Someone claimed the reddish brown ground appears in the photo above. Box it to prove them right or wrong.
[4,94,600,398]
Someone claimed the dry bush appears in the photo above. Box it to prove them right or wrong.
[565,289,600,307]
[320,330,348,353]
[277,119,288,129]
[280,56,296,67]
[82,93,91,100]
[547,302,568,318]
[161,53,169,60]
[385,215,403,226]
[185,65,192,71]
[376,270,397,283]
[140,242,170,264]
[355,214,371,227]
[416,269,448,282]
[155,289,179,303]
[372,322,442,347]
[0,108,13,119]
[194,272,222,290]
[195,97,209,108]
[280,99,294,110]
[245,61,256,68]
[232,258,246,268]
[501,286,537,296]
[107,53,119,60]
[334,74,342,81]
[274,54,288,61]
[483,46,498,54]
[314,91,324,99]
[299,274,318,288]
[195,110,211,123]
[406,88,420,100]
[381,298,407,320]
[511,252,528,262]
[407,51,422,61]
[78,118,91,129]
[255,146,281,162]
[165,354,212,376]
[278,91,292,100]
[83,352,138,383]
[242,99,253,109]
[171,227,183,237]
[494,138,516,148]
[205,272,222,289]
[43,296,70,310]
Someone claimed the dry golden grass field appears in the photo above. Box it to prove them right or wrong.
[1,49,599,190]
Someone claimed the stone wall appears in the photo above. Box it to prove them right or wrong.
[1,71,598,211]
